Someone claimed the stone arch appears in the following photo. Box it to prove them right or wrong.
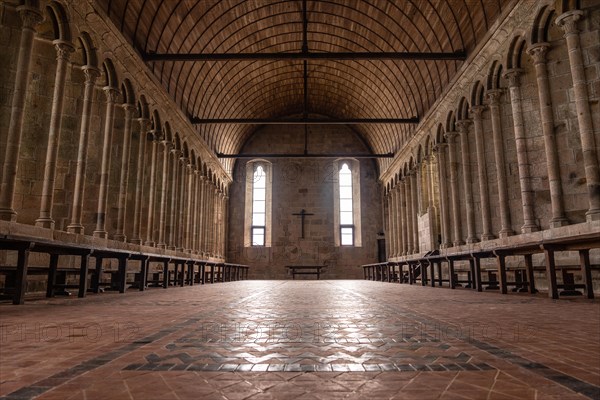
[557,0,581,14]
[531,4,555,44]
[163,121,173,143]
[121,78,136,106]
[457,97,470,120]
[137,95,149,119]
[77,31,98,68]
[506,36,527,70]
[173,132,181,150]
[46,1,71,42]
[486,60,503,90]
[435,124,445,145]
[471,81,485,106]
[101,58,119,89]
[445,111,456,132]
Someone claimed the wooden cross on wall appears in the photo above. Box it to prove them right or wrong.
[292,209,314,239]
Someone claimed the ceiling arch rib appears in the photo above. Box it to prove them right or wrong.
[97,0,513,163]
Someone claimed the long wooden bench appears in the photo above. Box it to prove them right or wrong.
[0,234,251,305]
[286,265,325,280]
[362,230,599,299]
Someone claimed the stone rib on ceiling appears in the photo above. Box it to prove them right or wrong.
[98,0,506,170]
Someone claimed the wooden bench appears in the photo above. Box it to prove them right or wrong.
[286,265,325,280]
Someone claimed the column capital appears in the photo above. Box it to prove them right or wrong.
[485,89,504,105]
[103,86,120,103]
[456,119,472,133]
[160,139,172,150]
[137,117,150,131]
[53,40,75,61]
[470,105,487,119]
[122,102,136,115]
[444,130,459,141]
[503,68,524,88]
[527,42,550,64]
[150,129,162,142]
[170,147,181,156]
[17,5,43,30]
[82,65,101,83]
[433,142,448,152]
[556,10,584,36]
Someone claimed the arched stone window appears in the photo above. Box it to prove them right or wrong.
[333,159,362,247]
[244,160,272,247]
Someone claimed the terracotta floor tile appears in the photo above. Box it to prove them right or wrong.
[1,280,598,400]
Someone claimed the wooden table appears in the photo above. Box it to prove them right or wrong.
[286,265,324,280]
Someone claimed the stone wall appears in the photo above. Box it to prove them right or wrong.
[227,124,382,279]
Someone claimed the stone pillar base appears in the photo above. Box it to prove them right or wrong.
[521,224,539,234]
[93,230,107,238]
[129,238,141,245]
[498,229,514,238]
[550,218,570,228]
[67,224,84,235]
[0,209,17,222]
[481,234,495,241]
[35,218,55,229]
[585,210,600,222]
[113,234,126,242]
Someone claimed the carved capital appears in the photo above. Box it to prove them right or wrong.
[103,86,120,103]
[485,89,503,105]
[433,142,448,153]
[170,147,181,157]
[503,68,523,88]
[53,40,75,61]
[456,119,472,134]
[527,42,550,65]
[150,129,162,142]
[17,6,43,30]
[444,130,459,141]
[470,105,486,120]
[137,117,151,132]
[81,66,100,84]
[556,10,583,36]
[122,103,136,116]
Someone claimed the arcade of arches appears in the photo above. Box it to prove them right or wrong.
[0,1,599,399]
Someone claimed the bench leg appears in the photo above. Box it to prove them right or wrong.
[473,257,483,292]
[496,254,508,294]
[46,253,59,298]
[579,249,594,299]
[78,253,90,298]
[448,260,455,289]
[118,257,128,293]
[524,254,537,294]
[543,248,559,299]
[140,258,148,291]
[92,257,103,294]
[163,261,169,288]
[13,247,30,305]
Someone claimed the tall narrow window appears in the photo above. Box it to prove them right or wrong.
[339,163,354,245]
[245,160,272,247]
[252,165,266,246]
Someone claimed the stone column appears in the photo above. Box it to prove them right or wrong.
[471,106,494,240]
[444,131,464,246]
[185,163,194,252]
[456,120,478,243]
[404,177,413,254]
[556,11,600,221]
[389,188,397,257]
[197,175,206,254]
[528,42,569,227]
[215,190,224,257]
[93,87,120,238]
[36,41,75,228]
[156,140,171,249]
[0,6,43,221]
[144,132,159,246]
[168,148,180,249]
[130,118,149,244]
[192,168,200,253]
[505,69,539,233]
[384,192,392,258]
[67,66,100,234]
[222,194,229,258]
[435,143,452,247]
[410,170,419,253]
[486,90,513,237]
[113,103,135,241]
[177,156,188,251]
[399,180,408,255]
[208,186,216,256]
[394,185,403,257]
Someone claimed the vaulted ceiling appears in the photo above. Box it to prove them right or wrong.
[96,0,511,171]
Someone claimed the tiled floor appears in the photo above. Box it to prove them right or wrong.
[0,280,599,399]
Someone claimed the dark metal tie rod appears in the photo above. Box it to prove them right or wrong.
[191,117,419,125]
[216,152,395,159]
[143,51,466,62]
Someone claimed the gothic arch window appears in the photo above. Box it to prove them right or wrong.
[333,159,362,247]
[244,160,272,247]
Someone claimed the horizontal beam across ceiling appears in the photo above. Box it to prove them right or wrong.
[216,152,395,159]
[191,117,419,125]
[144,51,466,62]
